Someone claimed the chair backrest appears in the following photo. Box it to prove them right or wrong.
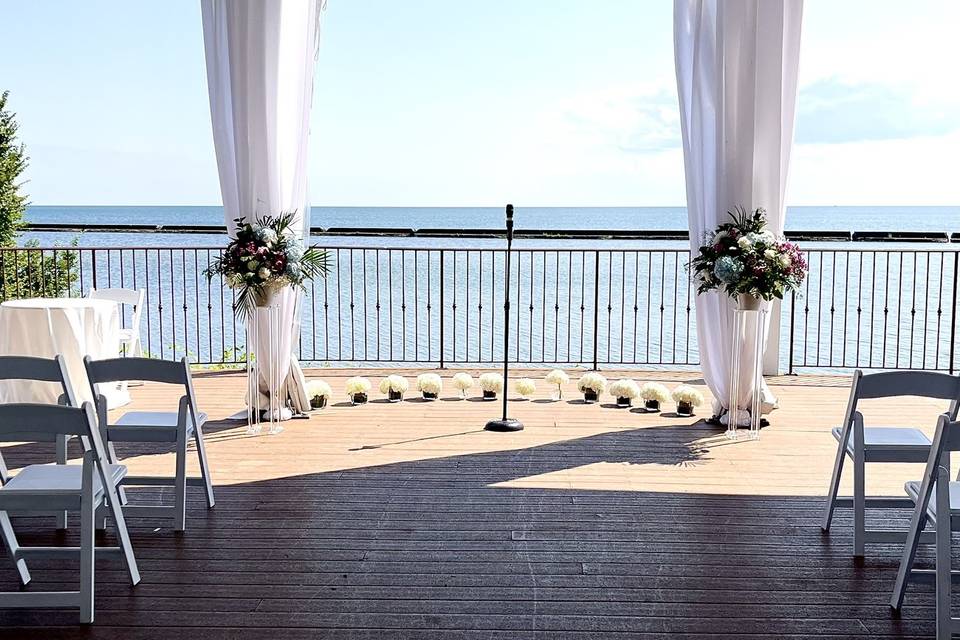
[0,354,76,406]
[845,370,960,423]
[0,402,98,443]
[89,287,145,330]
[83,356,201,428]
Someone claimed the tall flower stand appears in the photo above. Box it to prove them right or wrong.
[246,302,284,436]
[725,304,767,441]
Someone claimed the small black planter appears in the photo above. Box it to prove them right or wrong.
[482,390,498,400]
[583,389,599,403]
[676,401,694,417]
[351,392,368,405]
[388,390,403,403]
[616,396,632,408]
[643,399,661,412]
[310,396,328,410]
[422,391,438,401]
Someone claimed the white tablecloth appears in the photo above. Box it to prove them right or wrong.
[0,298,130,408]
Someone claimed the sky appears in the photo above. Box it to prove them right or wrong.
[1,0,957,207]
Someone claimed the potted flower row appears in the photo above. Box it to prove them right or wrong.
[577,374,704,415]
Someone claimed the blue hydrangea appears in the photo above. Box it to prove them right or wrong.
[286,241,304,263]
[255,227,278,245]
[713,256,744,284]
[285,261,301,279]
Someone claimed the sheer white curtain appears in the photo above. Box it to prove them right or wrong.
[674,0,803,421]
[201,0,324,416]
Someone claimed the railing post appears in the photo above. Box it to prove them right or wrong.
[788,289,796,375]
[949,251,958,375]
[438,249,445,369]
[592,250,600,370]
[90,248,98,292]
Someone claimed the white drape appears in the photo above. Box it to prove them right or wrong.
[674,0,803,420]
[201,0,324,416]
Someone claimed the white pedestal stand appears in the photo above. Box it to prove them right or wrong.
[246,303,284,436]
[725,307,767,441]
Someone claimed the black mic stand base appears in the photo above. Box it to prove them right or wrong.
[484,418,524,432]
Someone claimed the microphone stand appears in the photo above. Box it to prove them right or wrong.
[485,204,523,432]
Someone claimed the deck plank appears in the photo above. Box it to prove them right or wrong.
[0,368,951,638]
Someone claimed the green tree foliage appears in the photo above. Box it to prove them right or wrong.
[0,91,77,302]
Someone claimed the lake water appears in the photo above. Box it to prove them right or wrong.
[10,206,960,374]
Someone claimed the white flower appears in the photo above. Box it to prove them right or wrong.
[306,380,331,401]
[479,372,504,393]
[577,372,607,394]
[763,249,776,260]
[671,384,704,406]
[545,369,569,386]
[639,382,670,402]
[345,376,371,396]
[515,378,536,397]
[737,236,752,249]
[609,379,640,400]
[452,372,474,391]
[379,375,409,394]
[417,373,443,395]
[257,267,271,279]
[778,254,792,267]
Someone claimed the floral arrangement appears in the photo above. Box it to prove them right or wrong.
[515,378,536,397]
[452,372,474,398]
[609,379,640,400]
[417,373,442,399]
[379,375,409,401]
[203,212,329,319]
[479,372,503,398]
[305,380,332,409]
[345,376,371,404]
[545,369,569,400]
[690,207,807,304]
[639,381,669,412]
[577,372,607,403]
[639,382,670,403]
[577,373,607,394]
[672,384,704,417]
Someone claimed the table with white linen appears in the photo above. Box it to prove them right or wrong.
[0,298,130,408]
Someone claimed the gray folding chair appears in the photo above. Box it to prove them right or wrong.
[0,402,140,624]
[890,415,960,639]
[821,370,960,557]
[0,355,78,530]
[83,356,215,532]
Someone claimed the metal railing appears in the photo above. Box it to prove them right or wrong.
[1,244,957,373]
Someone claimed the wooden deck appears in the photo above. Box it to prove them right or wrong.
[0,368,953,638]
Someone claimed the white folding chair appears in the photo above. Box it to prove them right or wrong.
[0,355,78,530]
[84,356,215,532]
[0,402,140,624]
[88,288,146,357]
[890,415,960,639]
[821,370,960,557]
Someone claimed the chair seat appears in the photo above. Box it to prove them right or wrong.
[833,426,931,460]
[905,480,960,522]
[1,463,126,498]
[113,410,205,431]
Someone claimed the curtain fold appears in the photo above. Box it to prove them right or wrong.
[201,0,324,417]
[674,0,803,421]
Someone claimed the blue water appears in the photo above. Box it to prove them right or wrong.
[23,204,960,233]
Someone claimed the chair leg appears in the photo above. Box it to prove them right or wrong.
[891,503,933,609]
[936,467,953,640]
[853,445,866,557]
[56,434,69,530]
[80,473,95,623]
[105,486,140,586]
[821,438,847,531]
[0,511,31,586]
[174,431,187,532]
[193,426,215,509]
